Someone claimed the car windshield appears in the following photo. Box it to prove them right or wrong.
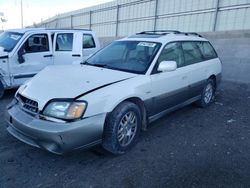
[86,41,161,74]
[0,32,23,52]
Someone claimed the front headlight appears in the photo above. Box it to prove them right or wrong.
[43,101,87,120]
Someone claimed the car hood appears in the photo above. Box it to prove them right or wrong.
[19,65,136,110]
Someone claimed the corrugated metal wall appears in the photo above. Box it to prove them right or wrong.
[36,0,250,37]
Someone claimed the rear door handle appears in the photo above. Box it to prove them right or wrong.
[72,54,81,57]
[44,54,53,58]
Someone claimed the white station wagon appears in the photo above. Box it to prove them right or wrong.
[6,30,222,155]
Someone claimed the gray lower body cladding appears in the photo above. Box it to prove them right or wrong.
[145,74,221,121]
[6,103,106,154]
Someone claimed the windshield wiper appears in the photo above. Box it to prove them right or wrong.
[81,61,110,68]
[91,64,109,68]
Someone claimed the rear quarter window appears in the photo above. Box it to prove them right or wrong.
[83,34,96,49]
[197,41,218,60]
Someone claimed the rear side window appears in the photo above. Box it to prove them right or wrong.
[56,33,73,51]
[83,34,96,49]
[197,41,217,60]
[182,42,203,65]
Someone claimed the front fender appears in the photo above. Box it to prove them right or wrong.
[78,75,151,118]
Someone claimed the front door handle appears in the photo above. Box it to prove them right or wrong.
[44,54,53,58]
[72,54,81,57]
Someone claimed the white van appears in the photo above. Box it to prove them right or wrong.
[0,28,100,98]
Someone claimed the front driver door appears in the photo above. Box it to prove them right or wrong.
[11,32,53,87]
[150,42,189,116]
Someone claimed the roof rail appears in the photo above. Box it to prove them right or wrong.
[137,30,181,35]
[177,32,203,37]
[136,30,203,37]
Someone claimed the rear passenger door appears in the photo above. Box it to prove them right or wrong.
[53,31,83,65]
[181,41,209,99]
[150,42,189,116]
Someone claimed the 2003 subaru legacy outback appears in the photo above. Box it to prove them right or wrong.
[6,30,222,155]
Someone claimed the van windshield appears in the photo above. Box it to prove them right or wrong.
[0,32,23,52]
[85,41,161,74]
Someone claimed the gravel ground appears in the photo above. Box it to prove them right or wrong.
[0,81,250,188]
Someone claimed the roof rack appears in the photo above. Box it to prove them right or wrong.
[136,30,202,37]
[137,30,181,35]
[178,32,203,37]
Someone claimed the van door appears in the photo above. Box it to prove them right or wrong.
[10,32,53,87]
[53,32,83,65]
[150,42,189,116]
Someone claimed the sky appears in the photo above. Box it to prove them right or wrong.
[0,0,113,29]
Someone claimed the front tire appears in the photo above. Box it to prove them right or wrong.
[196,79,216,108]
[102,101,142,155]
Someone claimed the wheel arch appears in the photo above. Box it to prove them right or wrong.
[105,97,148,131]
[123,97,148,131]
[208,74,217,88]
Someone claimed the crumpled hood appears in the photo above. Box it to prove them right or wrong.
[19,65,136,110]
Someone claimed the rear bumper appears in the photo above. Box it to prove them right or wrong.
[5,102,106,154]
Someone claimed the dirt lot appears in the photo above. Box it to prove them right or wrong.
[0,81,250,188]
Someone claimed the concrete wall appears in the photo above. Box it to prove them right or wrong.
[203,30,250,83]
[99,30,250,84]
[36,0,250,37]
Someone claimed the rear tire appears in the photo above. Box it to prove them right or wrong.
[196,79,215,108]
[0,81,4,99]
[102,101,142,155]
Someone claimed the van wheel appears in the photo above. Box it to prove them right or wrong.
[102,101,142,155]
[0,81,4,99]
[196,79,215,108]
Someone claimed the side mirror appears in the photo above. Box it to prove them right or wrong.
[157,61,177,72]
[17,47,25,64]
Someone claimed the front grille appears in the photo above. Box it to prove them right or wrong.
[16,94,39,115]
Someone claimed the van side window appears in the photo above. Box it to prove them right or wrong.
[23,34,49,53]
[197,41,217,60]
[182,42,203,65]
[157,42,185,68]
[83,34,96,48]
[56,33,73,51]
